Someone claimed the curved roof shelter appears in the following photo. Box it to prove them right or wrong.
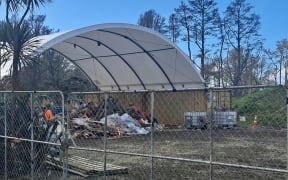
[34,23,205,91]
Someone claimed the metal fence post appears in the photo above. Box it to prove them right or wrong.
[30,93,34,180]
[286,87,288,172]
[104,94,108,179]
[150,92,155,180]
[60,91,68,180]
[209,89,214,180]
[4,93,7,180]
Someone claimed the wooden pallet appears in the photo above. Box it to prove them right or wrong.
[46,155,128,177]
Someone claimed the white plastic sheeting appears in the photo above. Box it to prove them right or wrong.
[33,23,205,91]
[99,113,149,135]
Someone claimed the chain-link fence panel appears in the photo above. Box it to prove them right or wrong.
[213,166,287,180]
[67,91,152,179]
[210,86,288,180]
[0,91,65,180]
[66,90,212,179]
[150,90,211,179]
[64,87,288,179]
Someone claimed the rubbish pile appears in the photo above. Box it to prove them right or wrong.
[69,97,160,139]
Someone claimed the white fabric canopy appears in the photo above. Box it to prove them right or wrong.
[34,23,205,91]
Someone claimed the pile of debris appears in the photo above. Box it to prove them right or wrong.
[69,97,159,139]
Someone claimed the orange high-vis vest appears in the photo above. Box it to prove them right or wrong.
[45,109,54,121]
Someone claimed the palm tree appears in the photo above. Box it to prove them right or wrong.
[1,0,51,90]
[0,0,52,177]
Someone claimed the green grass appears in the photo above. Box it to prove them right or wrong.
[232,87,287,128]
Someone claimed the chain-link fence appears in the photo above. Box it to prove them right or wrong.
[0,91,65,180]
[210,86,288,179]
[1,86,288,179]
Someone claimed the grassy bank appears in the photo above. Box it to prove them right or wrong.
[232,87,286,128]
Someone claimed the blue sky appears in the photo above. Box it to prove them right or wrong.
[1,0,287,51]
[35,0,287,52]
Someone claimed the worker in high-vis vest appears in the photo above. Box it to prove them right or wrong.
[44,104,55,121]
[44,104,60,144]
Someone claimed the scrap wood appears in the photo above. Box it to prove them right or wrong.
[45,155,128,177]
[45,160,89,178]
[69,97,155,139]
[71,125,120,139]
[94,97,125,120]
[72,130,99,139]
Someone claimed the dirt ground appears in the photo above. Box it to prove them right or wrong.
[7,126,288,180]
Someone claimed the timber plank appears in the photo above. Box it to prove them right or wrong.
[46,155,128,177]
[45,160,89,178]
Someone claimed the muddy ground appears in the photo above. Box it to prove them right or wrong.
[6,126,288,180]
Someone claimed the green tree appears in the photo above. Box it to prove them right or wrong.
[1,0,51,90]
[275,39,288,85]
[188,0,219,79]
[0,1,52,177]
[174,1,193,59]
[224,0,261,86]
[263,48,278,85]
[167,13,180,43]
[20,49,96,92]
[28,14,56,36]
[138,9,167,35]
[213,13,226,87]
